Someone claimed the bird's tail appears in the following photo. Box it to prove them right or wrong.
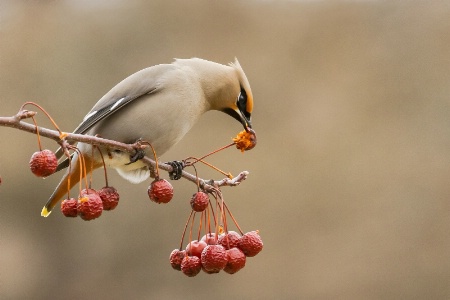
[41,154,101,217]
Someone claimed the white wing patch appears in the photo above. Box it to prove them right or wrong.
[83,110,97,121]
[110,97,125,111]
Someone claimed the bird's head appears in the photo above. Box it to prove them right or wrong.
[220,58,253,131]
[188,58,253,131]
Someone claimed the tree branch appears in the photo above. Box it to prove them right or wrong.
[0,109,249,191]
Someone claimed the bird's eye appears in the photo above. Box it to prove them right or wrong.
[237,89,250,119]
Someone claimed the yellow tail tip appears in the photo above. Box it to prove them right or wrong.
[41,207,51,217]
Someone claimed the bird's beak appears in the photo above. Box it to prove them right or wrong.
[222,106,252,131]
[238,108,252,131]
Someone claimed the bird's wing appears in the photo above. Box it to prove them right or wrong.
[72,88,158,135]
[55,64,174,161]
[73,65,172,135]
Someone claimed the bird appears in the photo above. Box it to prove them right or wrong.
[41,58,254,217]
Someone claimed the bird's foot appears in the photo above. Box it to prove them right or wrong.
[127,149,146,165]
[126,139,147,165]
[165,161,185,180]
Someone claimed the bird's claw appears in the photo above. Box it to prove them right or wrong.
[165,161,185,180]
[126,148,146,165]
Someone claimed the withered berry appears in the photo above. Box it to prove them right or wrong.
[190,191,209,212]
[238,231,263,257]
[169,249,186,271]
[181,256,202,277]
[185,240,207,258]
[29,149,58,177]
[233,128,257,152]
[98,186,120,211]
[77,189,103,221]
[148,179,174,204]
[218,231,241,250]
[61,198,78,217]
[201,244,227,273]
[224,247,246,274]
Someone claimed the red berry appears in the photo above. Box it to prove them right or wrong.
[185,240,207,258]
[169,249,186,271]
[77,189,103,221]
[224,247,246,274]
[201,233,217,245]
[29,149,58,177]
[190,192,209,212]
[218,231,241,250]
[238,231,263,257]
[181,256,202,277]
[201,244,227,273]
[98,186,120,211]
[61,198,78,217]
[147,179,173,204]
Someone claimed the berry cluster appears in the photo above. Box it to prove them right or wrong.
[29,147,121,220]
[169,190,263,277]
[61,187,120,220]
[171,230,263,276]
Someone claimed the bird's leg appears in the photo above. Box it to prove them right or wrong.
[165,161,185,180]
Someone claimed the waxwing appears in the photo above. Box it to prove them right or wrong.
[41,58,253,217]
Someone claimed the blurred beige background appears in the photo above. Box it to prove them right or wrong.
[1,0,450,299]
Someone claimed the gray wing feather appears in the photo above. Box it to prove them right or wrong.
[74,63,174,134]
[73,88,157,134]
[54,63,174,161]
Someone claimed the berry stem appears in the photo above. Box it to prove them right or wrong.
[76,149,84,197]
[218,191,227,232]
[73,147,89,195]
[190,164,200,192]
[80,152,88,191]
[213,193,220,238]
[144,142,159,179]
[95,146,109,187]
[188,212,197,255]
[185,156,232,178]
[188,142,235,164]
[203,209,209,237]
[89,146,94,188]
[207,197,216,233]
[219,192,229,234]
[197,211,203,241]
[30,116,43,151]
[206,202,214,242]
[66,151,73,199]
[223,201,244,235]
[20,102,64,137]
[179,210,194,250]
[216,191,227,236]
